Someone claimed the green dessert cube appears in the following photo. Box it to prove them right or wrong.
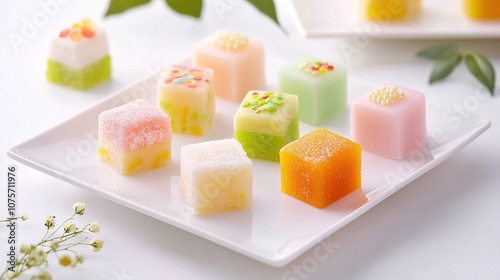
[46,18,111,90]
[279,60,347,125]
[47,55,111,90]
[234,91,299,162]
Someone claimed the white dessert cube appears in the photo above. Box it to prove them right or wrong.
[180,139,253,215]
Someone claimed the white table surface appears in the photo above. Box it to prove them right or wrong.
[1,1,499,279]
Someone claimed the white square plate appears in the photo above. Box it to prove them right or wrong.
[7,57,490,267]
[288,0,500,38]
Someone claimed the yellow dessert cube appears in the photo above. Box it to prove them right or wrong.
[364,0,420,21]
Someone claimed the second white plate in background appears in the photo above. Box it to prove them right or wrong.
[288,0,500,38]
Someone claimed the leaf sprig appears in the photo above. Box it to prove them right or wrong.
[417,44,496,96]
[104,0,280,26]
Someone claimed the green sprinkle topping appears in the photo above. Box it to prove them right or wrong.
[241,92,284,114]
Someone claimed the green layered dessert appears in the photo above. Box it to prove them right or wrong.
[234,91,299,162]
[46,18,111,90]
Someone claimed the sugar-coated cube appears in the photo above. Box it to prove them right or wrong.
[280,128,362,209]
[193,31,265,102]
[351,85,426,159]
[47,18,111,90]
[234,91,299,162]
[463,0,500,19]
[157,65,215,136]
[364,0,420,21]
[98,100,171,175]
[279,60,347,125]
[180,139,253,215]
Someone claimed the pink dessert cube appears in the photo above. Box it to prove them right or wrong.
[351,85,426,159]
[193,31,265,102]
[98,99,172,174]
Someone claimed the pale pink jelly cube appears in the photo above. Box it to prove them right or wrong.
[193,31,265,102]
[98,99,172,174]
[351,85,426,159]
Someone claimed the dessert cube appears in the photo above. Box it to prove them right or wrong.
[47,18,111,90]
[364,0,420,21]
[279,60,347,124]
[157,65,215,136]
[98,100,171,175]
[280,128,362,209]
[180,139,253,215]
[463,0,500,19]
[193,31,265,102]
[351,85,426,159]
[234,91,299,162]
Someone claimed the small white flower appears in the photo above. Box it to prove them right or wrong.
[44,216,56,229]
[63,221,77,233]
[75,254,85,264]
[59,254,72,267]
[73,202,86,215]
[20,243,31,254]
[50,240,59,251]
[26,248,46,267]
[90,238,103,252]
[88,221,100,233]
[33,269,52,280]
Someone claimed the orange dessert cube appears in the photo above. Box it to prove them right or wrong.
[463,0,500,20]
[280,128,362,209]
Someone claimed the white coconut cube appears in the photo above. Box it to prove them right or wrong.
[180,139,253,215]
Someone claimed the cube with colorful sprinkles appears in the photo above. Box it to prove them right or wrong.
[279,60,347,125]
[98,100,172,175]
[351,85,426,159]
[157,65,215,136]
[193,31,265,102]
[280,128,362,209]
[234,91,299,162]
[180,138,253,215]
[47,18,111,90]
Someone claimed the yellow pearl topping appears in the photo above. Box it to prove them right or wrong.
[369,86,405,106]
[210,32,249,51]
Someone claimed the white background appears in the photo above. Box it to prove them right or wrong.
[1,1,499,279]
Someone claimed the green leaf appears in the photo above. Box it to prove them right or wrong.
[417,44,459,60]
[246,0,280,26]
[429,53,463,84]
[164,0,203,18]
[105,0,151,17]
[465,52,496,96]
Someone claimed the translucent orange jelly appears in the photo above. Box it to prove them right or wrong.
[280,128,362,209]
